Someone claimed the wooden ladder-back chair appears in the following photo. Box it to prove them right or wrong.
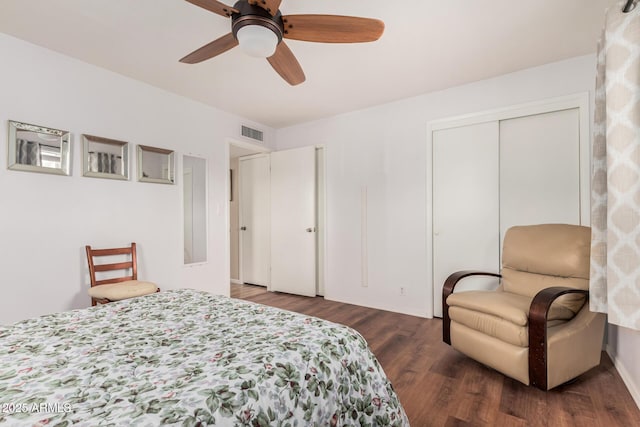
[86,242,159,306]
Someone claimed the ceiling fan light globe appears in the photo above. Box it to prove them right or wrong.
[237,25,278,58]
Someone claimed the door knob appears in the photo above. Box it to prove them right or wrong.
[240,226,247,231]
[306,227,316,233]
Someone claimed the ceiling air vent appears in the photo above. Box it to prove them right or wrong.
[241,125,264,143]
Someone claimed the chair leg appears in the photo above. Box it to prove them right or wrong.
[528,319,547,390]
[443,304,451,345]
[91,297,110,306]
[528,287,588,390]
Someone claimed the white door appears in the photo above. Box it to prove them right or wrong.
[270,146,317,296]
[239,155,270,286]
[499,108,581,239]
[432,122,501,317]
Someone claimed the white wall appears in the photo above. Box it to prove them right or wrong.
[277,53,640,408]
[0,33,274,324]
[608,326,640,408]
[276,54,598,318]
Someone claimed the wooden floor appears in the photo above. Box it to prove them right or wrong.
[231,283,640,427]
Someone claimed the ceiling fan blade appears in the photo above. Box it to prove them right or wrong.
[282,15,384,43]
[184,0,238,18]
[248,0,282,16]
[180,33,239,64]
[267,42,305,86]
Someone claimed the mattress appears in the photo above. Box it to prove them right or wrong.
[0,289,408,426]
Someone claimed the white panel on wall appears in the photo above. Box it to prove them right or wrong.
[183,155,207,264]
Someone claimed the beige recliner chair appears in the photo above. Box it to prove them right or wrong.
[442,224,606,390]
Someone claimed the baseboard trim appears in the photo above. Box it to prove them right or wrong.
[323,295,428,319]
[230,279,242,285]
[607,344,640,410]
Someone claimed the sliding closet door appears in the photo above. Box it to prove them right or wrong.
[431,95,587,317]
[499,108,581,241]
[432,122,501,317]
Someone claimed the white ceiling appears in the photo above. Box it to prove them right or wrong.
[0,0,616,129]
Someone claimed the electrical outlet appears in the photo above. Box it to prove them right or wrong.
[399,287,406,296]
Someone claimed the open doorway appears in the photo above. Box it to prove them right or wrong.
[228,140,270,288]
[227,140,326,298]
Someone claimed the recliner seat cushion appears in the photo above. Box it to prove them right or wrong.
[501,269,587,313]
[447,290,573,346]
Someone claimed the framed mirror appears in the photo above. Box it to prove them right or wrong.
[137,145,175,184]
[82,134,129,180]
[7,120,71,175]
[183,155,208,264]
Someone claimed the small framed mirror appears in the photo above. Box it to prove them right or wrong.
[7,120,71,176]
[137,145,175,184]
[82,134,129,180]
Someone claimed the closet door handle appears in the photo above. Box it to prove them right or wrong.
[306,227,316,233]
[240,226,247,231]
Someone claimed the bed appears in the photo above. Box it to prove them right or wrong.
[0,289,409,426]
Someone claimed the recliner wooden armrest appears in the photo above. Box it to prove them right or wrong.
[528,286,589,390]
[442,270,502,344]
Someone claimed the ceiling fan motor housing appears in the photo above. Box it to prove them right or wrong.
[231,1,284,44]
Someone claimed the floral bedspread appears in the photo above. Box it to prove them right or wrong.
[0,289,409,426]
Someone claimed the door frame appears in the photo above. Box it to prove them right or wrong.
[225,139,328,297]
[426,92,590,318]
[315,145,326,296]
[226,138,271,289]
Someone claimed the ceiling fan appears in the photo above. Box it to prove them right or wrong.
[179,0,385,86]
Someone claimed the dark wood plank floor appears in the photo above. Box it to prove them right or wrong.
[231,283,640,427]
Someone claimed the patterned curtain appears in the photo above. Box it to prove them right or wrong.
[590,2,640,330]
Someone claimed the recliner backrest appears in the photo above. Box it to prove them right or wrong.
[501,224,591,314]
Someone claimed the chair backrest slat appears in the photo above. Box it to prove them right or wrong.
[89,247,133,257]
[95,276,135,286]
[86,242,138,287]
[94,261,134,273]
